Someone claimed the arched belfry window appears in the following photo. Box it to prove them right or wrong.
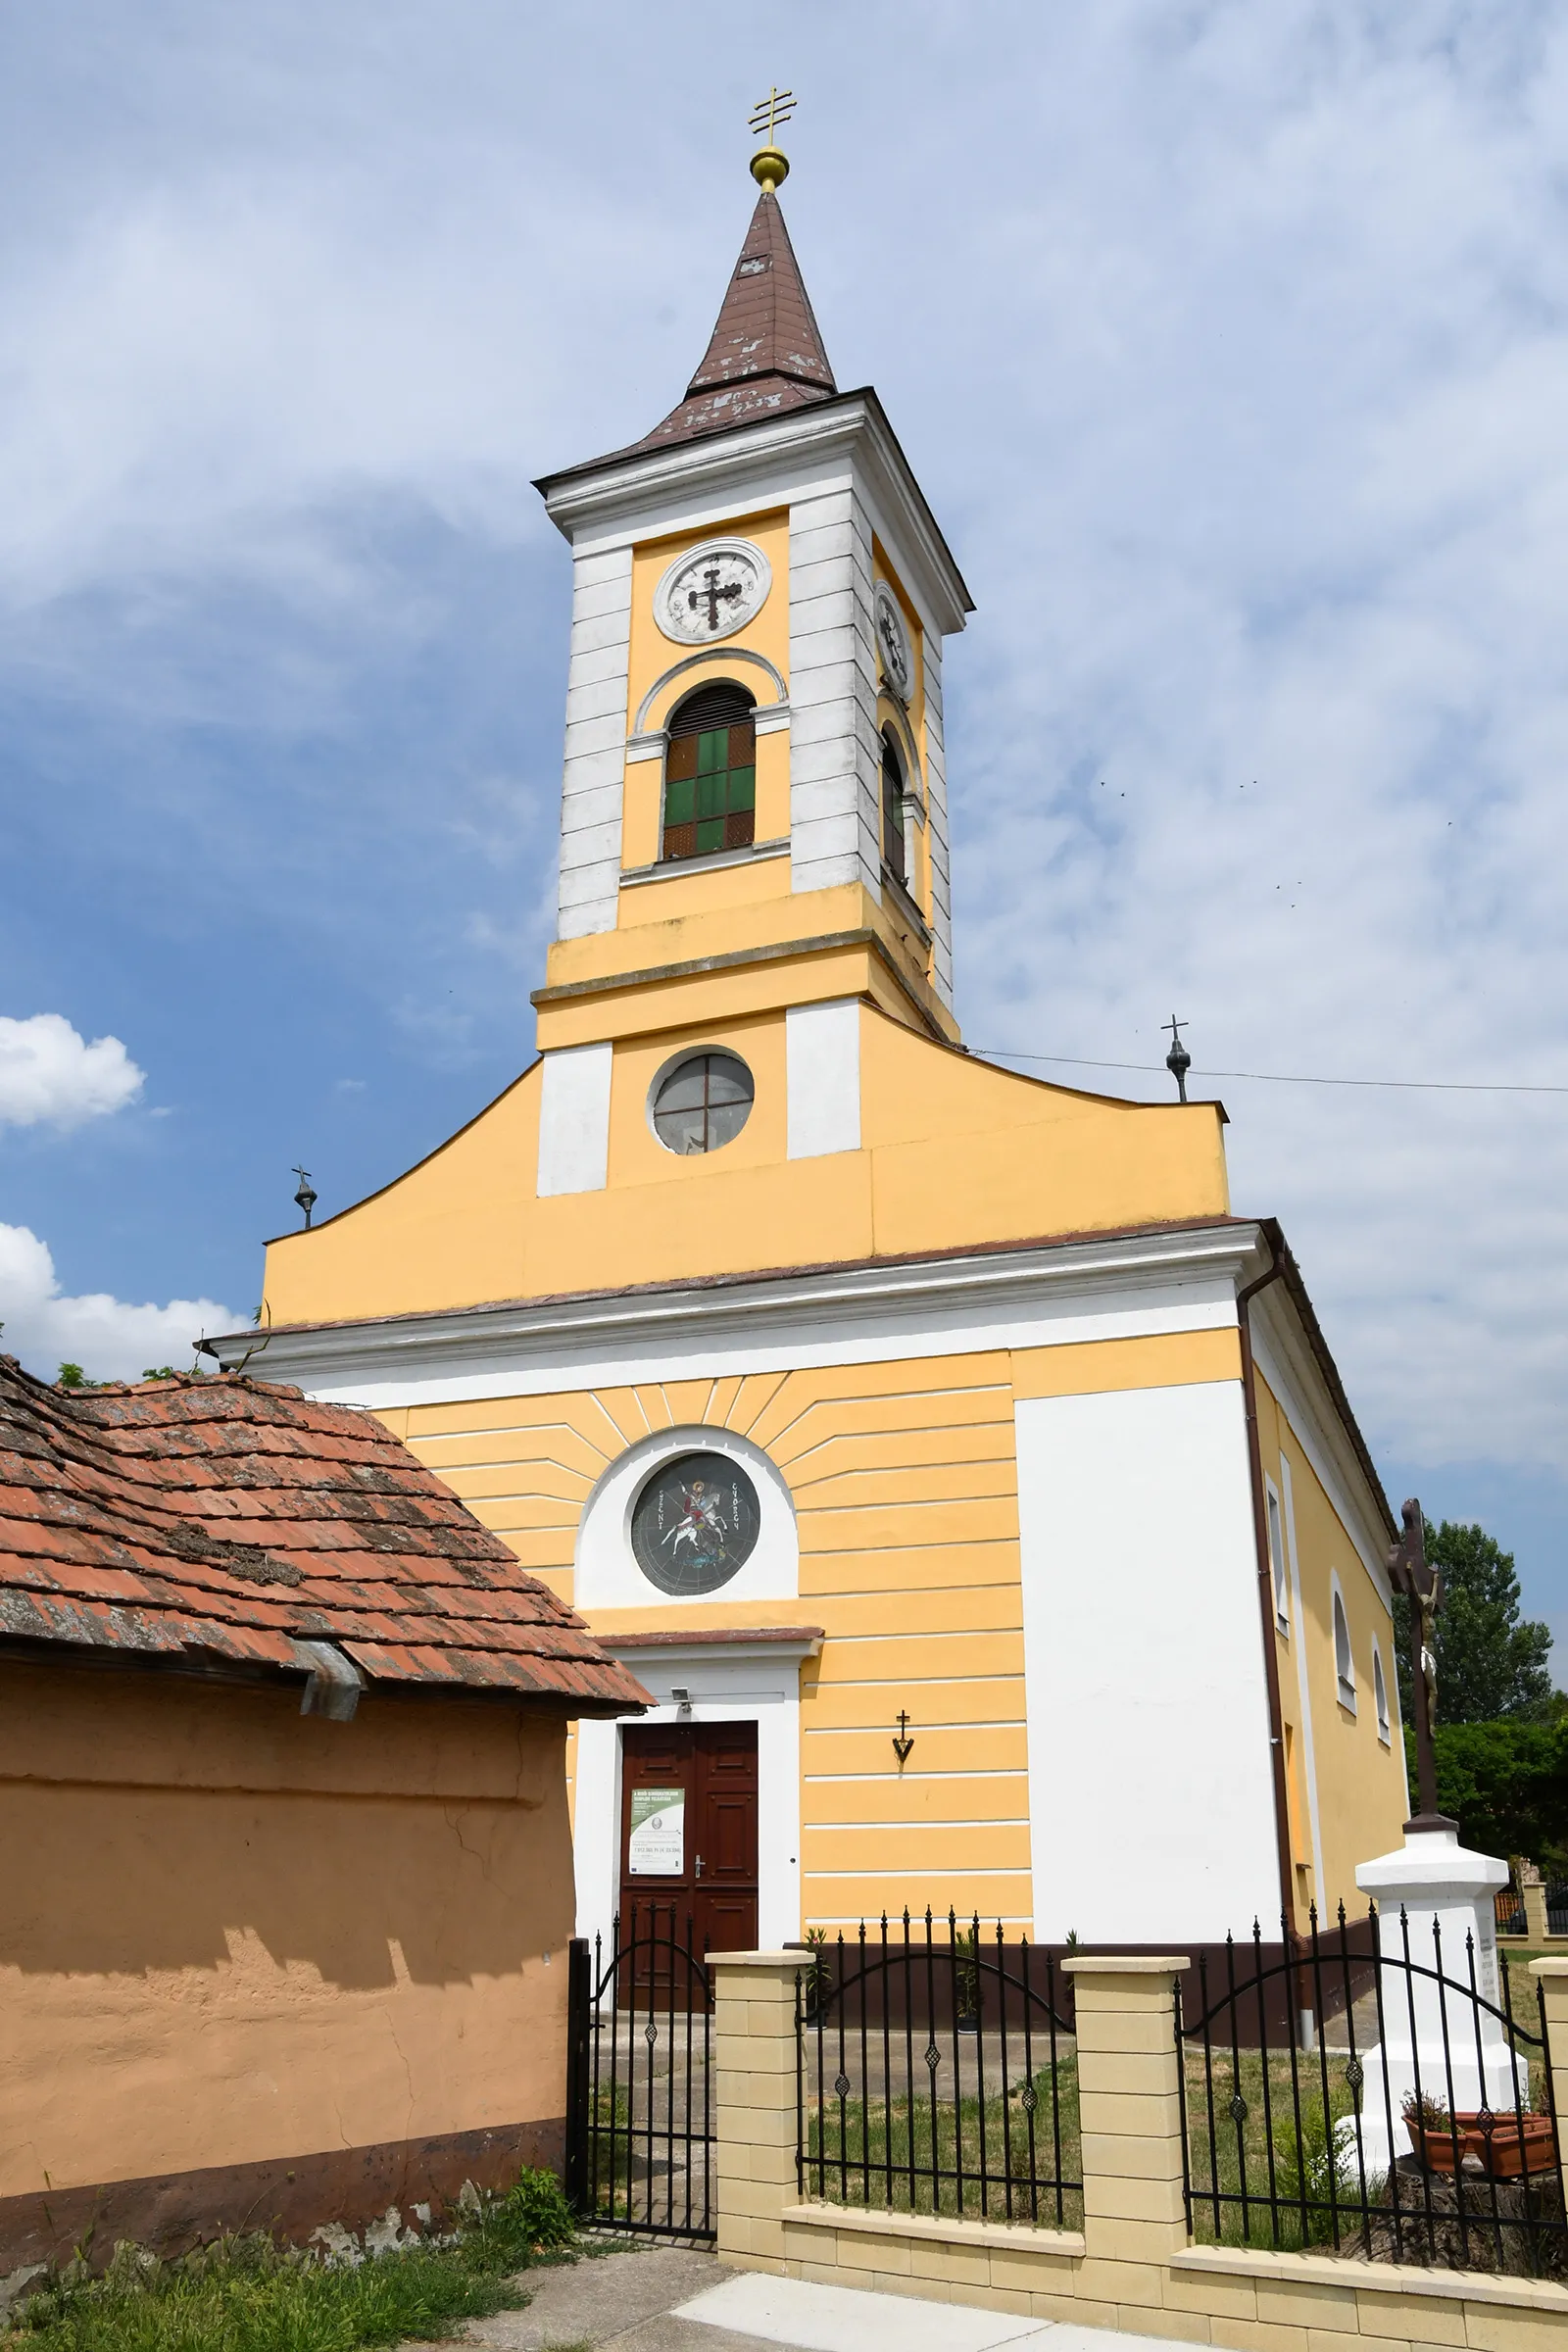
[662,681,757,862]
[881,731,908,891]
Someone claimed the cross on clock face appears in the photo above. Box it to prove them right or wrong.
[655,539,771,646]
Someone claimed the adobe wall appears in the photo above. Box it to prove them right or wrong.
[0,1656,575,2269]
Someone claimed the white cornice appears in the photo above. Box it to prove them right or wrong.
[209,1222,1267,1407]
[1250,1289,1393,1611]
[540,394,972,640]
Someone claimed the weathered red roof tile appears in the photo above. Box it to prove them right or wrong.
[0,1358,647,1716]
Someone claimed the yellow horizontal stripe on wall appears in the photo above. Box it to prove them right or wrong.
[408,1422,612,1471]
[455,1495,582,1535]
[747,1351,1011,1434]
[802,1876,1032,1920]
[758,1380,1013,1463]
[806,1827,1030,1873]
[802,1778,1030,1828]
[804,1727,1030,1775]
[811,1633,1025,1686]
[805,1683,1025,1732]
[800,1540,1020,1595]
[808,1587,1024,1639]
[801,1499,1021,1551]
[783,1423,1015,1487]
[791,1458,1018,1513]
[1009,1327,1242,1399]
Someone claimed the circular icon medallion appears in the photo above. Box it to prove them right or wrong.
[630,1450,761,1595]
[655,539,771,645]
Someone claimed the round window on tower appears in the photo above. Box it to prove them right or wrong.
[630,1450,761,1596]
[649,1051,754,1155]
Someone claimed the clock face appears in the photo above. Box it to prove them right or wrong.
[874,583,913,701]
[655,539,772,646]
[630,1451,760,1596]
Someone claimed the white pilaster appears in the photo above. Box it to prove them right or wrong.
[536,1042,613,1197]
[788,486,881,904]
[786,1000,861,1159]
[557,545,632,940]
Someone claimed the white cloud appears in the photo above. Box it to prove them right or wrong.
[0,1224,237,1383]
[0,1013,144,1130]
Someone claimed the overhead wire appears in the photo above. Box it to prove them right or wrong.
[970,1049,1568,1097]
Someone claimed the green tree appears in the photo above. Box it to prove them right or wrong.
[1415,1717,1568,1872]
[56,1363,97,1390]
[1393,1517,1555,1726]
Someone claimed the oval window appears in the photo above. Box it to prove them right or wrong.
[631,1451,760,1595]
[650,1051,754,1154]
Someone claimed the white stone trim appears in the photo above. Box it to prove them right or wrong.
[573,1421,799,1611]
[631,646,789,737]
[221,1224,1266,1405]
[1330,1568,1357,1713]
[619,839,790,886]
[786,1000,860,1160]
[573,1643,806,1954]
[1250,1297,1393,1609]
[536,1042,612,1197]
[557,544,632,940]
[1279,1453,1326,1902]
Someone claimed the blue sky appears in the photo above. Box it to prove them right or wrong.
[3,2,1567,1654]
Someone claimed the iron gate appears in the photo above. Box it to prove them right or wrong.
[564,1907,715,2240]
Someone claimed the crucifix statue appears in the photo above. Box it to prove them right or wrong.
[1385,1496,1452,1830]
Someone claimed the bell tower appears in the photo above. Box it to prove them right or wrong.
[531,122,973,1068]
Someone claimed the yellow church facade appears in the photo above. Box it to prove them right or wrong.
[218,162,1410,1955]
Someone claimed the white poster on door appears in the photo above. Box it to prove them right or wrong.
[628,1787,685,1876]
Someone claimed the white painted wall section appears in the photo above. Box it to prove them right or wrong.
[1015,1381,1279,1941]
[557,543,632,939]
[786,1000,861,1159]
[536,1042,613,1197]
[789,485,881,903]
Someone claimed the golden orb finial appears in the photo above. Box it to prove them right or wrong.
[748,85,795,195]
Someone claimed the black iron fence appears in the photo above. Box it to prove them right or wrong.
[564,1906,714,2241]
[1495,1886,1528,1937]
[1178,1905,1566,2276]
[795,1910,1082,2227]
[1549,1883,1568,1937]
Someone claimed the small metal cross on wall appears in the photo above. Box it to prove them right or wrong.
[892,1709,914,1765]
[689,564,743,632]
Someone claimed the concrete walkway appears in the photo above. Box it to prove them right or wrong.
[467,2240,1179,2352]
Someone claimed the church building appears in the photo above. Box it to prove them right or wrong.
[212,140,1411,1954]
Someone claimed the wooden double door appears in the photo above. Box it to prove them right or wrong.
[619,1721,759,1958]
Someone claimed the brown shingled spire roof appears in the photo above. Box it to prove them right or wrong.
[627,191,837,456]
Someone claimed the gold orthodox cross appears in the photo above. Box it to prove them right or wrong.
[749,86,796,144]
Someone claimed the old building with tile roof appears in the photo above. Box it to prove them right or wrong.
[0,1357,645,2274]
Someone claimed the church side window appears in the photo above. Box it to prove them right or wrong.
[881,732,908,891]
[663,681,757,861]
[1265,1484,1289,1636]
[1372,1643,1392,1745]
[1333,1583,1356,1712]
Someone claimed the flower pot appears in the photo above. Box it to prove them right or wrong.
[1410,2113,1556,2180]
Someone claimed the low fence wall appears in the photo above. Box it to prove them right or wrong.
[710,1951,1568,2351]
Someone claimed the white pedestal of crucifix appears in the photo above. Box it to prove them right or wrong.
[1347,1822,1524,2177]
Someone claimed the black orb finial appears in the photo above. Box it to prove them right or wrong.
[292,1165,318,1228]
[1164,1016,1191,1104]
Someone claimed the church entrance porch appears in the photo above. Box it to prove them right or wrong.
[619,1719,760,1960]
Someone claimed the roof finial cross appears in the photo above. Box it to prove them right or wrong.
[749,86,795,194]
[1163,1015,1192,1104]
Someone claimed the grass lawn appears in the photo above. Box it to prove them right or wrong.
[802,2052,1084,2228]
[2,2171,576,2352]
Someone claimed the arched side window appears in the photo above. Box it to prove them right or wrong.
[1332,1578,1356,1712]
[1372,1642,1392,1745]
[1265,1480,1290,1636]
[881,730,908,891]
[662,681,757,862]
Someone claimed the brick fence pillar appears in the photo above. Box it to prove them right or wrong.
[709,1951,802,2276]
[1063,1954,1191,2284]
[1531,1959,1568,2128]
[1524,1872,1550,1946]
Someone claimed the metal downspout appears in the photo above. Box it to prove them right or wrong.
[1237,1245,1297,1939]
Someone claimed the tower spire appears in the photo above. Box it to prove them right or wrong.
[624,98,835,459]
